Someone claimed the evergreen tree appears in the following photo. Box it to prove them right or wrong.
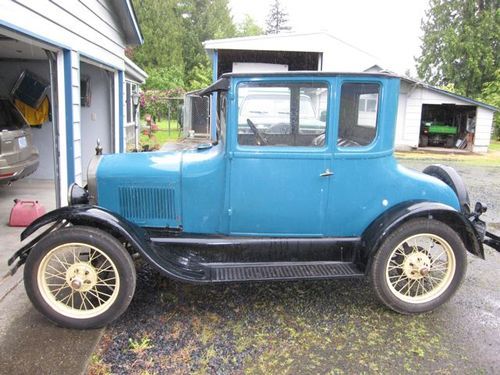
[237,15,264,36]
[265,0,292,34]
[416,0,499,97]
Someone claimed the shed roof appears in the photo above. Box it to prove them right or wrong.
[203,31,378,59]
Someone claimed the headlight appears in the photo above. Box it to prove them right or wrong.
[67,183,89,205]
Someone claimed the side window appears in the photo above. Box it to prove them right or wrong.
[217,92,227,141]
[338,83,380,147]
[237,82,328,147]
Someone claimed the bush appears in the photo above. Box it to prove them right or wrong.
[140,88,185,122]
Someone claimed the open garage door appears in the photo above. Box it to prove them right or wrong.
[419,104,476,150]
[0,31,60,210]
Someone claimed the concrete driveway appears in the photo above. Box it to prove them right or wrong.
[0,179,102,375]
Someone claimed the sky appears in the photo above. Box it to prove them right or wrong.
[228,0,430,75]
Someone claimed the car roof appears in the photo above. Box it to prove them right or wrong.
[221,71,400,79]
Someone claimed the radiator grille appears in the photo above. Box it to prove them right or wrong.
[118,186,176,220]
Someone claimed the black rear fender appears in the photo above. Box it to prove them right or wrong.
[361,201,484,273]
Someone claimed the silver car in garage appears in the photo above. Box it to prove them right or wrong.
[0,98,39,184]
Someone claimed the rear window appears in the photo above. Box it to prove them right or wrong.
[0,99,28,130]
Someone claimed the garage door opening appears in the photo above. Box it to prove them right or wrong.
[79,61,114,183]
[0,32,59,210]
[419,104,476,150]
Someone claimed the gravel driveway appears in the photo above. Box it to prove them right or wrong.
[89,160,500,375]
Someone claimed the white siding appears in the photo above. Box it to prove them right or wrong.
[0,0,126,69]
[70,51,83,185]
[474,108,494,153]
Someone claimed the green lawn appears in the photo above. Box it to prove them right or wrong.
[139,118,182,150]
[489,140,500,151]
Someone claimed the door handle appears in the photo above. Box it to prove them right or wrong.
[320,168,334,177]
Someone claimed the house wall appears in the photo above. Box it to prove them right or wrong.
[0,60,55,179]
[0,0,127,69]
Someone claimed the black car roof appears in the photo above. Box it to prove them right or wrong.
[221,71,400,79]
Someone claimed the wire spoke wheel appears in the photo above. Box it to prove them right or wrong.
[385,233,456,304]
[37,242,121,319]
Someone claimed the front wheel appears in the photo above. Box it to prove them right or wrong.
[24,226,136,329]
[370,218,467,314]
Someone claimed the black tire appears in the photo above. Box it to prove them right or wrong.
[423,164,470,215]
[370,218,467,314]
[24,226,136,329]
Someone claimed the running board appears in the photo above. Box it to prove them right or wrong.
[206,261,363,282]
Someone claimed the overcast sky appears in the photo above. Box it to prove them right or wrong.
[228,0,430,75]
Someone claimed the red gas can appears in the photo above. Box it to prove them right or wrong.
[8,199,46,227]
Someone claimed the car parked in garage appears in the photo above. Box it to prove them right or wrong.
[0,98,39,184]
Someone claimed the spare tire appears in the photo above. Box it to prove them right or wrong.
[423,164,470,215]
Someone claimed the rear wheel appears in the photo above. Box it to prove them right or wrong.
[370,218,467,314]
[24,226,136,329]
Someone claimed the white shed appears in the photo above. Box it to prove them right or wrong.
[0,0,147,206]
[204,32,497,153]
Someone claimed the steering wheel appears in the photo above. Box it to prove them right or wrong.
[247,119,268,145]
[311,133,361,147]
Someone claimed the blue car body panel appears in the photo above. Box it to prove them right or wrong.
[94,73,460,237]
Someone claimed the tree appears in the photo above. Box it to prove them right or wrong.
[130,0,185,71]
[265,0,292,34]
[416,0,499,97]
[179,0,236,88]
[237,15,264,36]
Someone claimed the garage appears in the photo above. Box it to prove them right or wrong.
[0,0,146,208]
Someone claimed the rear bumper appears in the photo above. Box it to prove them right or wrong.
[0,154,39,184]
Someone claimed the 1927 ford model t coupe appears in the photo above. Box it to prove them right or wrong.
[8,72,500,329]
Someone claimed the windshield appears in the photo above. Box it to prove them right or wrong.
[0,99,28,131]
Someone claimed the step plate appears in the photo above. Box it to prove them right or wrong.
[209,262,363,282]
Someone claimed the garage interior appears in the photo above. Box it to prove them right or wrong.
[0,32,58,209]
[216,49,321,77]
[419,104,476,149]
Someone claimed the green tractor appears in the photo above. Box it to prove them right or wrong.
[420,122,458,148]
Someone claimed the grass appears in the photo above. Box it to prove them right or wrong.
[396,139,500,166]
[139,118,181,150]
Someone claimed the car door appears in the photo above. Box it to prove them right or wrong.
[228,79,332,236]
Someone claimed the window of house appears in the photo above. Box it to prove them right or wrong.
[237,82,328,147]
[338,83,380,147]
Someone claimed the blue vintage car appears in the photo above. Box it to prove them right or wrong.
[8,72,500,329]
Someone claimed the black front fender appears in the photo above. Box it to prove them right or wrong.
[8,205,151,274]
[8,205,206,283]
[361,201,485,270]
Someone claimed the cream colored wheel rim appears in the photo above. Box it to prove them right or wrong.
[385,234,456,304]
[37,243,120,319]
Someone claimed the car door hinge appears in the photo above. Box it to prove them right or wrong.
[228,151,233,160]
[227,208,232,216]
